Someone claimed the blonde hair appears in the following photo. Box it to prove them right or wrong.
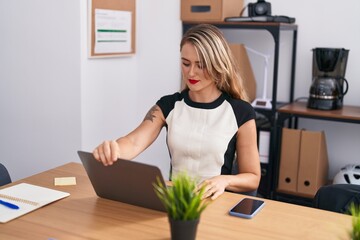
[180,24,249,102]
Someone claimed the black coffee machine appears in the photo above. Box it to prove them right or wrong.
[307,48,349,110]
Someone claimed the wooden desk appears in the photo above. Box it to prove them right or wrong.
[0,162,352,240]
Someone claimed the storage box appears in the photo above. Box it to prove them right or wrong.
[297,130,329,198]
[181,0,244,22]
[277,128,329,198]
[229,44,257,102]
[277,128,301,194]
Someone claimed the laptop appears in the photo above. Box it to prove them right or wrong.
[77,151,166,212]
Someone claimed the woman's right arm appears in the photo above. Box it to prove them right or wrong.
[93,105,165,166]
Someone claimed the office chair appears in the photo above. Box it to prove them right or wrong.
[313,184,360,214]
[0,163,12,186]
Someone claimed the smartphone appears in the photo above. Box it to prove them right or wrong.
[229,198,265,219]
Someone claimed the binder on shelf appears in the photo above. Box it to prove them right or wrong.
[229,44,257,102]
[297,130,329,198]
[277,128,329,198]
[258,130,270,164]
[0,183,70,223]
[277,128,301,194]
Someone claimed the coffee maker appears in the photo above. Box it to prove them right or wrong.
[307,48,349,110]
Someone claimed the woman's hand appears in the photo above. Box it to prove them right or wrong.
[198,175,230,200]
[93,140,120,166]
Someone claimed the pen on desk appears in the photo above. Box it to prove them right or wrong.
[0,199,20,209]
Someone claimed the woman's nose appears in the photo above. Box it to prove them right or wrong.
[189,65,196,77]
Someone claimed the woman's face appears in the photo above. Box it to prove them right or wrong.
[181,42,216,93]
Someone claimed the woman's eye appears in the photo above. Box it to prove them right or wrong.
[182,62,190,67]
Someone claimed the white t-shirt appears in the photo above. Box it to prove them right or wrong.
[156,89,255,183]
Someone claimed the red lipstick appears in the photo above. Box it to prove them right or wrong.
[189,79,200,85]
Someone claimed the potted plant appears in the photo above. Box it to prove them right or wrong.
[350,203,360,240]
[153,172,209,240]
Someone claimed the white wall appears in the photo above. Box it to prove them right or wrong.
[0,0,81,181]
[266,0,360,179]
[80,0,182,180]
[1,0,359,182]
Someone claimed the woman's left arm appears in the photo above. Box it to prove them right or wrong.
[227,118,261,192]
[201,119,261,200]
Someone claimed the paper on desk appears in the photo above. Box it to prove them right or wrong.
[0,183,70,223]
[54,177,76,186]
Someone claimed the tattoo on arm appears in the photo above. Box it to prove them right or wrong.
[143,105,158,122]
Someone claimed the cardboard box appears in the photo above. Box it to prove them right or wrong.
[297,130,329,198]
[277,128,329,198]
[181,0,244,22]
[229,44,257,102]
[277,128,302,194]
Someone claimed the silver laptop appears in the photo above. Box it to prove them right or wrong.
[77,151,166,212]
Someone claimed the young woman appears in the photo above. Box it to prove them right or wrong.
[93,24,261,200]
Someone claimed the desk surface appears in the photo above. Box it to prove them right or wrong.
[278,101,360,122]
[0,162,352,240]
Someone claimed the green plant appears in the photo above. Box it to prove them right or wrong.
[349,203,360,240]
[153,173,209,221]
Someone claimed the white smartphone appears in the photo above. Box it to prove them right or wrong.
[229,198,265,219]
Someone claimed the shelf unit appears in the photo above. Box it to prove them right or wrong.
[274,102,360,206]
[182,21,298,198]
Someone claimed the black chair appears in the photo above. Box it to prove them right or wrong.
[0,163,12,186]
[313,184,360,214]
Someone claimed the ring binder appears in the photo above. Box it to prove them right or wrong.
[0,193,39,206]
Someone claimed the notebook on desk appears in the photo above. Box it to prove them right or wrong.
[77,151,167,212]
[0,183,70,223]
